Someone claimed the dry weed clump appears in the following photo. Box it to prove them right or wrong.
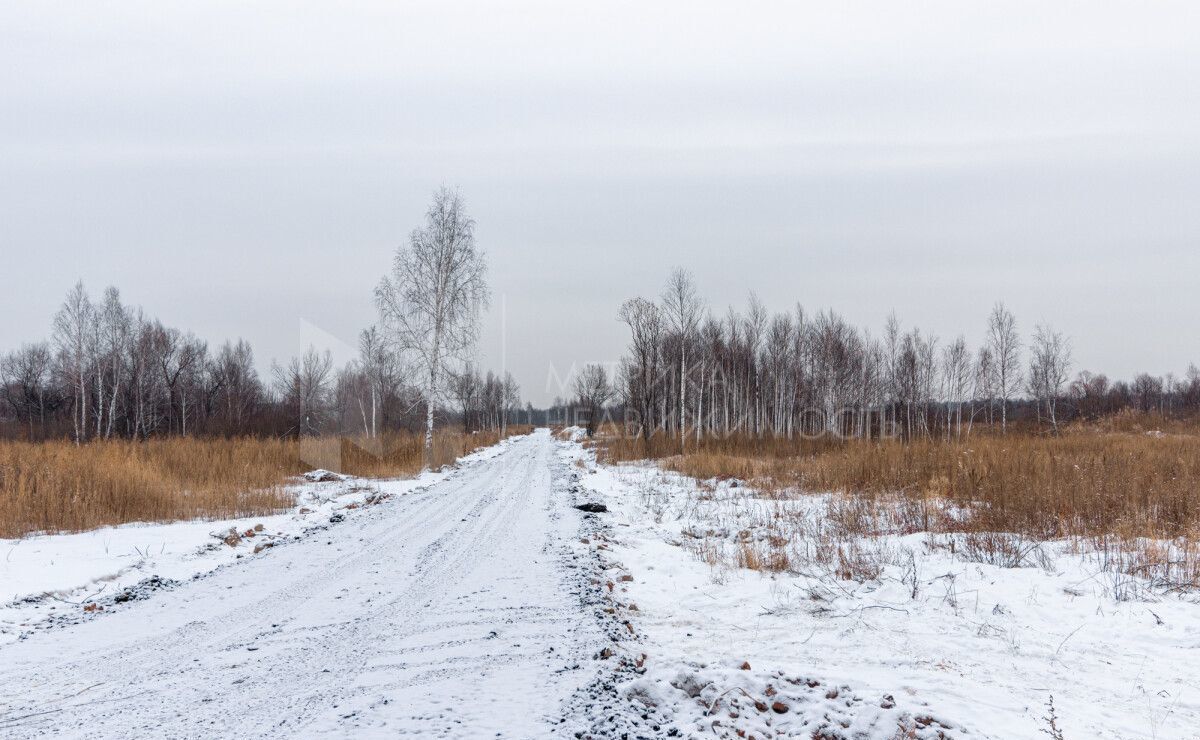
[0,427,528,538]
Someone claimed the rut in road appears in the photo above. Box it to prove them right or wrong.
[0,430,607,738]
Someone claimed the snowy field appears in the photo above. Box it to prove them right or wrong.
[561,433,1200,739]
[3,428,1197,738]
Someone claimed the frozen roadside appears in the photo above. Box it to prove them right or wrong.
[0,437,513,647]
[559,434,1200,739]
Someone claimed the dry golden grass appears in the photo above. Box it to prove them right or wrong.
[0,437,296,538]
[599,416,1200,542]
[0,427,529,539]
[599,416,1200,588]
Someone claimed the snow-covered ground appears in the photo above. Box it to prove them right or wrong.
[0,431,614,738]
[561,438,1200,739]
[0,442,511,647]
[6,428,1197,738]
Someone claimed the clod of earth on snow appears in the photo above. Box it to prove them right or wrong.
[623,663,960,739]
[303,469,345,482]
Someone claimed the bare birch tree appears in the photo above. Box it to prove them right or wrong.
[97,286,130,438]
[502,371,519,436]
[661,269,702,452]
[1028,324,1072,434]
[53,281,92,444]
[941,336,971,439]
[986,302,1021,434]
[974,345,996,427]
[357,325,401,439]
[376,187,488,468]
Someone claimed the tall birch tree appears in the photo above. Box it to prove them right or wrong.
[53,281,92,445]
[986,302,1021,434]
[376,187,488,468]
[661,268,702,453]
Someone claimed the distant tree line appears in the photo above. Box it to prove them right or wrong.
[451,364,522,436]
[1,282,273,441]
[0,190,522,444]
[609,269,1200,442]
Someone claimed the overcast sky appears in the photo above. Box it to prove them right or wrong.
[2,2,1198,405]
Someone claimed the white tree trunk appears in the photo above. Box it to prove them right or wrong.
[424,339,439,470]
[678,347,686,454]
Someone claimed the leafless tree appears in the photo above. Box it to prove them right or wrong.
[942,336,971,439]
[356,325,403,438]
[1028,324,1072,433]
[986,302,1021,434]
[211,339,261,435]
[452,364,482,433]
[974,345,996,428]
[502,371,520,436]
[376,187,489,468]
[273,346,334,438]
[573,363,614,437]
[1132,373,1165,414]
[1185,364,1200,410]
[618,297,665,443]
[661,268,702,452]
[94,287,131,438]
[53,281,93,444]
[0,343,56,439]
[1070,370,1110,420]
[147,324,207,436]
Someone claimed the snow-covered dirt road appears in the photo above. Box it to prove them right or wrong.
[0,430,606,738]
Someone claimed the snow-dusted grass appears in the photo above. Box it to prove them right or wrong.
[601,429,1200,593]
[568,441,1200,738]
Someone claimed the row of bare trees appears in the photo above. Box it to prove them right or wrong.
[613,269,1200,442]
[0,283,406,442]
[0,283,271,441]
[1,189,518,447]
[451,365,521,436]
